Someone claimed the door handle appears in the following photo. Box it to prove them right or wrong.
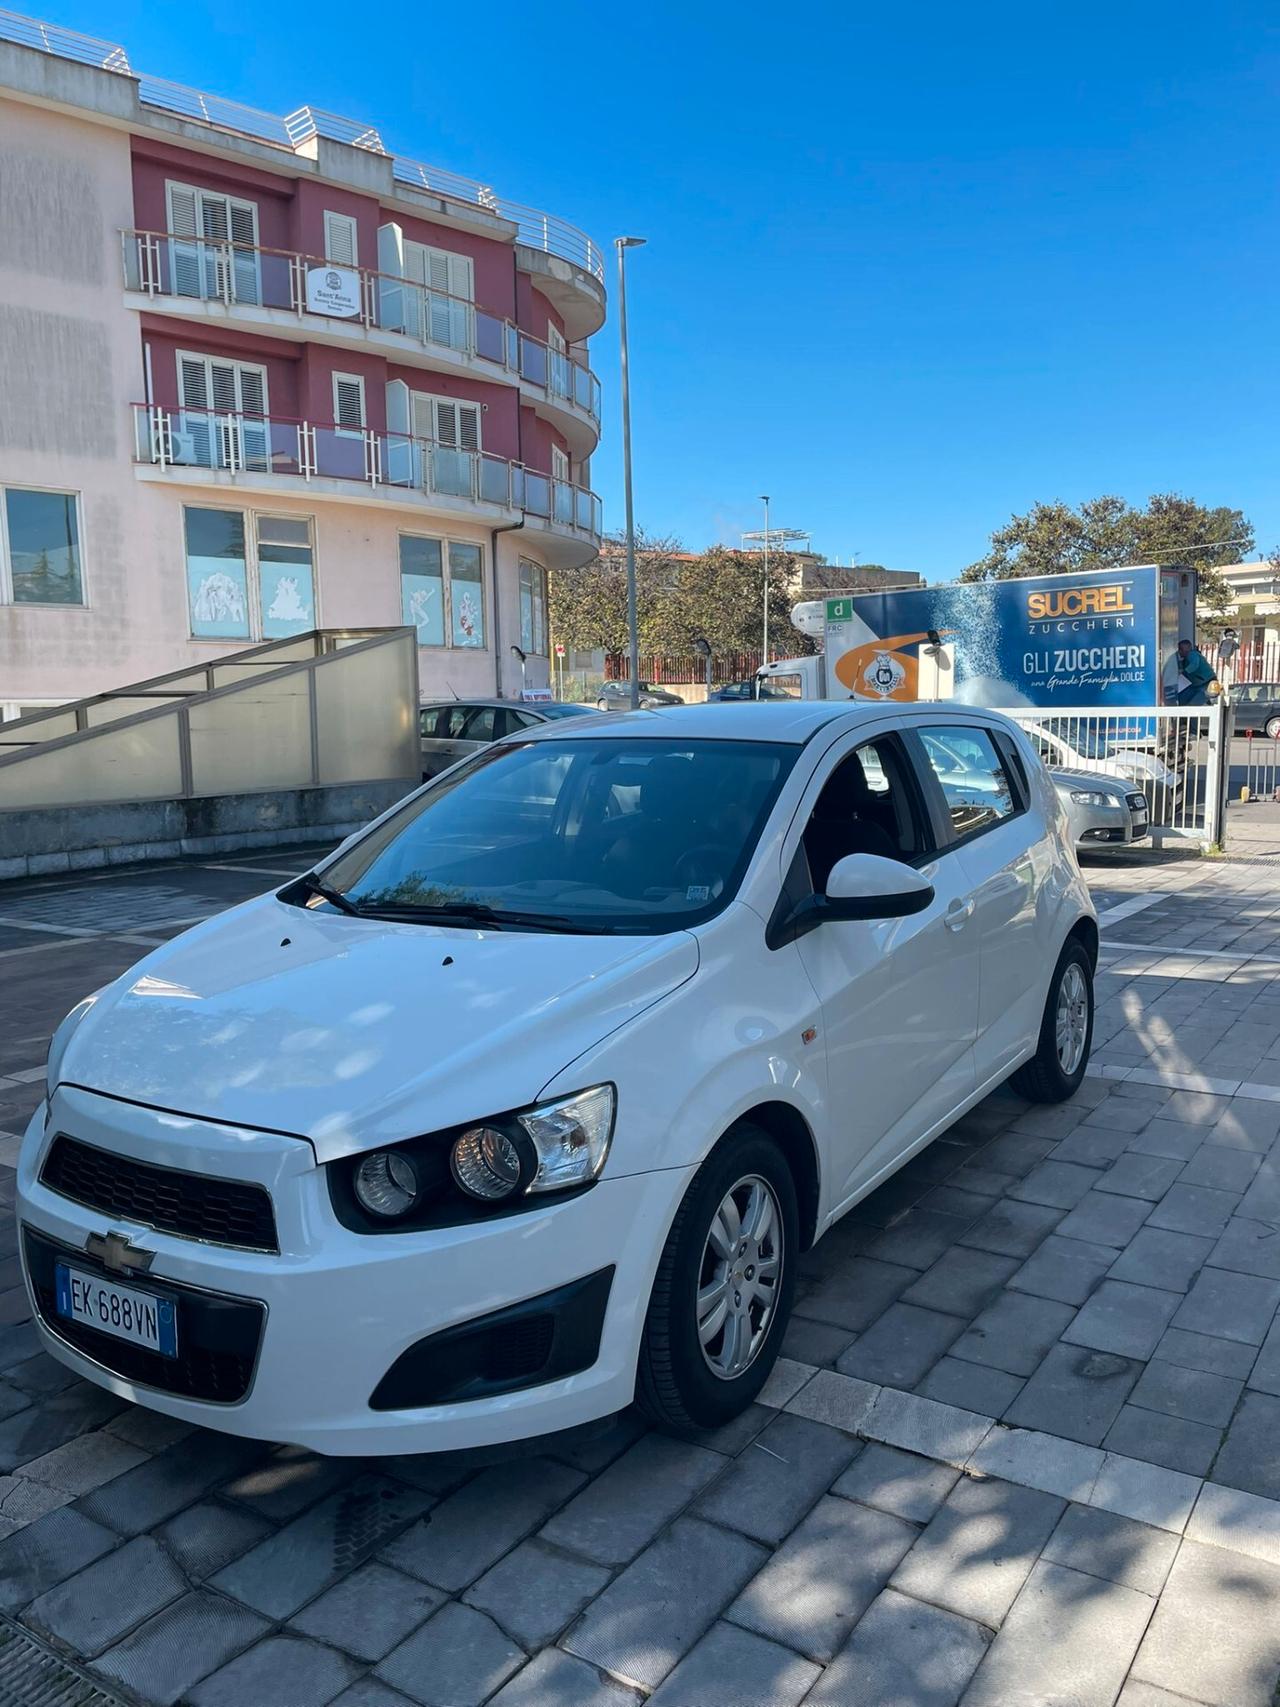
[944,897,975,932]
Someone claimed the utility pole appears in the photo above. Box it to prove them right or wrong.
[616,237,646,710]
[760,494,771,666]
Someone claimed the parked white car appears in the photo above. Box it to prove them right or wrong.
[18,703,1096,1453]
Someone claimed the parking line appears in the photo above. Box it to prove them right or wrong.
[1095,893,1173,927]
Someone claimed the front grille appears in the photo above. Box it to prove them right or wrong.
[23,1228,264,1404]
[40,1135,278,1253]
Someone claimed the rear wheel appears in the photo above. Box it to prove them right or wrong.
[637,1124,798,1431]
[1011,938,1094,1103]
[1265,716,1280,739]
[596,698,609,711]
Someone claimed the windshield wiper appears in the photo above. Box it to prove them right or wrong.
[296,872,362,916]
[354,900,599,934]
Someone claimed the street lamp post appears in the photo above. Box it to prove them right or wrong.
[616,236,646,711]
[760,494,771,668]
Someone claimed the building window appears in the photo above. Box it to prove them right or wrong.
[519,559,548,655]
[2,487,85,606]
[257,516,316,638]
[399,535,485,649]
[332,373,366,434]
[184,506,315,641]
[449,543,485,647]
[399,536,445,647]
[551,444,570,484]
[324,211,358,266]
[166,181,260,304]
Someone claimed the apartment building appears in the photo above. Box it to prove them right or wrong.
[0,12,604,720]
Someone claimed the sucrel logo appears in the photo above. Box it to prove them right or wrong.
[1026,585,1134,619]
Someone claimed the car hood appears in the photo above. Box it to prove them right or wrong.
[1050,769,1133,798]
[58,896,700,1161]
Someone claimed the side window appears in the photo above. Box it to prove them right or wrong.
[443,706,472,738]
[919,725,1017,842]
[462,707,499,743]
[803,737,926,892]
[498,708,534,736]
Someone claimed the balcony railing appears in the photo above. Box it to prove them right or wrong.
[121,232,601,430]
[130,404,603,541]
[0,9,603,280]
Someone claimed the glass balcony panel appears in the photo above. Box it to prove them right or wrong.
[478,455,511,506]
[381,433,421,490]
[553,480,573,525]
[311,426,368,483]
[257,250,296,311]
[520,337,548,387]
[431,446,475,498]
[549,352,572,400]
[523,472,550,517]
[474,311,507,367]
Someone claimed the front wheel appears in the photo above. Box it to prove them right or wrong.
[637,1125,798,1431]
[1011,938,1094,1103]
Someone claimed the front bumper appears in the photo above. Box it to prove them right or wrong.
[1074,801,1148,847]
[17,1086,691,1454]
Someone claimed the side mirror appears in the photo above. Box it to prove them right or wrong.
[766,852,935,949]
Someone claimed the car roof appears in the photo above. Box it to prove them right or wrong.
[516,700,1025,746]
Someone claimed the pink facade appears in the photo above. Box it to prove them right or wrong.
[0,29,605,720]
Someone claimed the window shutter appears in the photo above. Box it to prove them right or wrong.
[167,184,198,237]
[403,241,427,286]
[200,195,229,242]
[178,356,209,410]
[334,375,365,430]
[447,253,473,301]
[210,361,239,415]
[433,400,458,447]
[457,403,480,451]
[229,200,258,247]
[551,444,569,482]
[411,393,433,442]
[324,212,358,266]
[237,365,266,419]
[425,248,451,293]
[548,323,566,354]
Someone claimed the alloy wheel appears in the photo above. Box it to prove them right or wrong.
[696,1174,783,1380]
[1056,961,1089,1075]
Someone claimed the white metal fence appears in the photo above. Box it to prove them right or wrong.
[1004,703,1232,847]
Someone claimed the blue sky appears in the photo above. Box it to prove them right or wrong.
[58,0,1280,578]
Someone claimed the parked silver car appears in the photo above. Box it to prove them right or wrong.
[419,699,597,779]
[1052,770,1149,850]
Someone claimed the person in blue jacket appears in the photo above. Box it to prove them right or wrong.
[1167,637,1219,706]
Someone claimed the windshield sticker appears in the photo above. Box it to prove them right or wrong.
[685,885,710,903]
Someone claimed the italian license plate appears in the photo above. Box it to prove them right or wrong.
[54,1263,178,1358]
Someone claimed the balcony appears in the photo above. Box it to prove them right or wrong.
[131,404,602,568]
[122,231,602,453]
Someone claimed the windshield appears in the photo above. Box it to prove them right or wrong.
[318,736,797,933]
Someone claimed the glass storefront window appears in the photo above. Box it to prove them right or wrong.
[449,543,485,647]
[184,507,250,639]
[257,516,315,638]
[519,559,548,655]
[4,488,84,605]
[400,535,445,646]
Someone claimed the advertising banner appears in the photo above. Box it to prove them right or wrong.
[826,567,1163,709]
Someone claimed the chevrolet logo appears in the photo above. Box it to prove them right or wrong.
[85,1231,154,1275]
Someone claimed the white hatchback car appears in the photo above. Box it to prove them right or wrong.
[17,703,1096,1453]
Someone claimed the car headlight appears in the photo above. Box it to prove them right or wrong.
[335,1085,615,1230]
[46,992,102,1092]
[1069,790,1112,806]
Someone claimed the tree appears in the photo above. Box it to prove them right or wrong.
[548,533,813,660]
[959,492,1252,615]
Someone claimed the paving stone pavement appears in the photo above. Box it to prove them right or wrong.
[1,854,1280,1703]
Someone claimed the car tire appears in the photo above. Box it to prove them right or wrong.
[1265,717,1280,740]
[636,1124,798,1432]
[1010,937,1094,1104]
[596,698,609,711]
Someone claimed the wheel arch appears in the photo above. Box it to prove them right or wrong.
[1066,913,1099,971]
[724,1100,821,1251]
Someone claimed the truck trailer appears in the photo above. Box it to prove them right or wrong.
[759,564,1199,709]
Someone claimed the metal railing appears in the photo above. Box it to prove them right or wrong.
[130,404,603,542]
[0,7,128,70]
[1004,704,1232,847]
[1238,734,1280,803]
[120,231,601,427]
[0,8,604,280]
[0,629,421,810]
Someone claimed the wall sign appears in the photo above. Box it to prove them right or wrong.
[306,266,361,320]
